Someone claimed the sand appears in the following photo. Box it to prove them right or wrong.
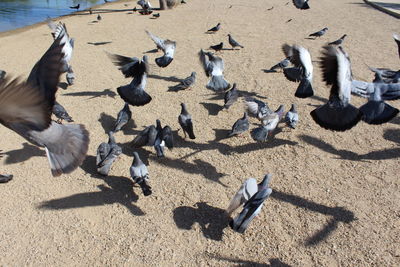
[0,0,399,266]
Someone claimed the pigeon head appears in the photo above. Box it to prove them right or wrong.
[180,103,188,114]
[156,119,162,129]
[191,72,196,77]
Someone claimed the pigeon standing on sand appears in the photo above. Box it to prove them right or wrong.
[52,101,73,123]
[66,65,75,86]
[146,30,176,68]
[152,13,160,18]
[328,34,347,46]
[175,72,196,90]
[0,70,6,80]
[97,14,102,21]
[199,49,230,92]
[251,106,283,142]
[130,152,152,196]
[70,4,80,10]
[269,57,291,72]
[114,102,132,132]
[96,131,122,176]
[292,0,310,10]
[285,104,299,128]
[228,34,244,49]
[154,119,174,158]
[310,46,361,131]
[244,97,272,122]
[210,42,224,52]
[309,27,328,39]
[207,23,221,33]
[228,112,249,137]
[178,103,196,139]
[282,44,314,98]
[230,174,273,233]
[108,53,152,106]
[224,83,239,109]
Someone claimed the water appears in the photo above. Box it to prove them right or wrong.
[0,0,117,32]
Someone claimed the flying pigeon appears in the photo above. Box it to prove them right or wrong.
[96,131,122,176]
[132,124,157,147]
[309,27,328,38]
[114,102,132,132]
[146,30,176,68]
[351,78,400,100]
[228,34,244,49]
[310,46,361,131]
[285,104,299,128]
[130,152,152,196]
[328,34,347,46]
[282,44,314,98]
[244,97,272,122]
[199,49,230,92]
[66,65,75,86]
[178,103,196,139]
[368,67,400,84]
[154,120,174,158]
[210,42,223,52]
[226,177,258,215]
[175,72,196,90]
[207,23,221,33]
[230,174,273,233]
[269,57,291,72]
[292,0,310,10]
[52,101,73,123]
[224,83,239,109]
[228,112,249,137]
[108,53,152,106]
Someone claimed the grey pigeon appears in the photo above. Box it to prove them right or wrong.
[0,174,13,183]
[137,0,152,10]
[199,49,230,92]
[175,72,196,90]
[228,112,249,137]
[1,35,89,177]
[97,14,102,21]
[352,79,400,100]
[132,124,157,147]
[96,131,122,176]
[309,27,328,38]
[130,152,152,196]
[210,42,223,52]
[251,112,280,142]
[269,57,291,72]
[207,23,221,33]
[70,4,80,10]
[244,97,272,122]
[275,104,285,121]
[146,30,176,68]
[328,34,347,46]
[393,33,400,60]
[311,46,361,131]
[226,177,258,215]
[108,53,152,106]
[292,0,310,9]
[0,70,6,80]
[285,104,299,128]
[154,119,174,158]
[178,103,196,139]
[224,83,239,109]
[66,65,75,86]
[230,174,273,233]
[282,44,314,98]
[53,101,73,123]
[114,102,132,132]
[368,66,400,84]
[228,34,244,49]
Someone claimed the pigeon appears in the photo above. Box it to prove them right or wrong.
[251,112,280,142]
[285,104,299,128]
[275,104,285,121]
[328,34,347,46]
[269,57,291,72]
[108,53,152,106]
[311,46,361,131]
[210,42,223,52]
[230,174,273,233]
[0,174,13,183]
[1,35,89,177]
[175,72,196,90]
[224,83,239,109]
[292,0,310,10]
[207,23,221,33]
[153,13,160,18]
[139,10,153,15]
[70,4,80,10]
[178,103,196,139]
[0,70,6,80]
[199,49,230,92]
[132,124,157,147]
[351,78,400,100]
[393,33,400,60]
[137,0,152,10]
[359,74,399,124]
[309,27,328,38]
[226,177,258,215]
[154,120,174,158]
[368,67,400,84]
[146,30,176,68]
[228,34,244,49]
[97,14,102,21]
[114,102,132,132]
[244,97,272,122]
[96,131,122,176]
[130,152,152,196]
[282,44,314,98]
[89,8,93,14]
[228,112,249,137]
[66,65,75,86]
[52,101,73,123]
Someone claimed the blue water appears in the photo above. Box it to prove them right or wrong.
[0,0,117,32]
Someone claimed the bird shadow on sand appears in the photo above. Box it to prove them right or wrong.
[87,41,112,46]
[173,202,230,241]
[389,116,400,125]
[4,143,45,164]
[272,190,355,246]
[262,69,278,73]
[63,88,116,99]
[383,128,400,145]
[300,134,400,161]
[58,82,69,90]
[200,102,223,116]
[144,48,159,54]
[210,255,293,267]
[148,74,181,83]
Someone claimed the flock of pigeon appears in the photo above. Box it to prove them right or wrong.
[0,0,399,233]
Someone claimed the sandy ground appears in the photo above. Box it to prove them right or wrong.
[0,0,399,266]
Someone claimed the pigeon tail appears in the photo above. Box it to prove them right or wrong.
[117,85,152,106]
[207,75,230,92]
[155,56,173,68]
[295,79,313,98]
[359,101,399,125]
[283,67,302,82]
